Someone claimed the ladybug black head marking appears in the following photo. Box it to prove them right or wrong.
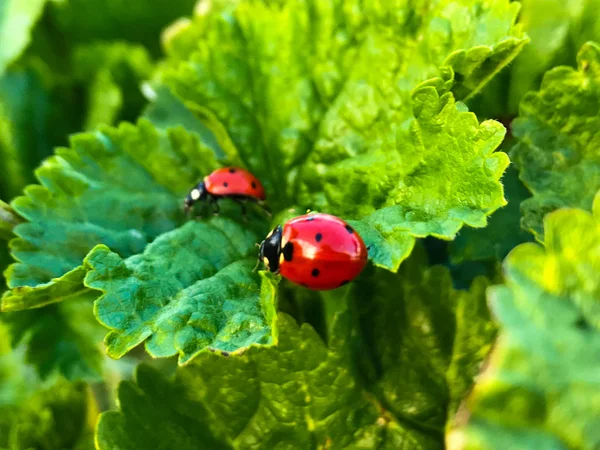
[184,182,208,212]
[259,225,282,272]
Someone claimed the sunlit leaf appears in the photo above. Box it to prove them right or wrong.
[0,0,47,74]
[511,42,600,240]
[449,165,533,263]
[340,81,510,270]
[163,0,524,271]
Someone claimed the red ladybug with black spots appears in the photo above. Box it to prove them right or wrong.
[184,167,268,216]
[259,213,368,290]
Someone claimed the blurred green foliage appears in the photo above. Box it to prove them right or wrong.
[0,0,599,449]
[450,194,600,449]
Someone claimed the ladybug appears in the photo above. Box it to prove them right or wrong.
[259,213,368,290]
[184,167,267,216]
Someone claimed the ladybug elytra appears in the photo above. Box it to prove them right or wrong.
[259,213,368,290]
[184,167,267,216]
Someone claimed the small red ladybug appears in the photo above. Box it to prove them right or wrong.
[184,167,267,216]
[259,213,368,290]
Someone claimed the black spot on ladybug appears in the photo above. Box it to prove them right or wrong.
[229,168,236,173]
[340,280,349,287]
[315,233,322,242]
[251,181,257,189]
[223,182,229,187]
[306,217,315,221]
[345,224,354,234]
[283,242,294,261]
[311,268,320,277]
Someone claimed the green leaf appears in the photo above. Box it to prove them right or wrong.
[142,85,225,160]
[0,33,159,205]
[0,317,38,404]
[472,0,600,118]
[0,319,95,449]
[164,0,523,270]
[574,0,600,47]
[0,42,153,203]
[84,218,279,363]
[96,246,496,448]
[0,62,79,200]
[2,292,105,381]
[0,378,94,450]
[448,197,600,450]
[1,120,220,312]
[165,0,525,179]
[0,40,154,200]
[96,313,438,450]
[340,82,510,270]
[331,245,497,437]
[1,118,277,366]
[511,41,600,240]
[0,200,21,241]
[507,0,600,113]
[449,164,533,263]
[73,42,153,130]
[0,201,12,290]
[0,243,8,292]
[46,0,198,55]
[0,0,47,74]
[1,266,89,312]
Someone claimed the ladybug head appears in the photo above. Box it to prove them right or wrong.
[184,182,207,212]
[259,225,282,272]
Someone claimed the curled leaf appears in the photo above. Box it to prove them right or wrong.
[346,83,509,270]
[511,42,600,239]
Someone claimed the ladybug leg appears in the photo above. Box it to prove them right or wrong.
[194,200,207,220]
[211,198,220,215]
[233,199,249,222]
